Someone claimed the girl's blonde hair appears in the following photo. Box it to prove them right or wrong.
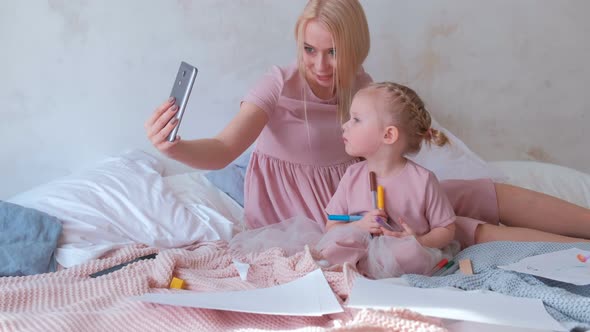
[369,82,449,154]
[295,0,370,123]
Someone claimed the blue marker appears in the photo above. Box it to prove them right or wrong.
[328,214,363,222]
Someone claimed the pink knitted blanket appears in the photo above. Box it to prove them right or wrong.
[0,242,447,332]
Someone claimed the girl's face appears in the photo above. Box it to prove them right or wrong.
[302,20,336,98]
[342,91,384,157]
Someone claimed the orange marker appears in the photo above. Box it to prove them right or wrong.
[377,185,384,210]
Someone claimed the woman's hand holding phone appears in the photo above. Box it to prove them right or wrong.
[145,61,198,156]
[145,98,181,156]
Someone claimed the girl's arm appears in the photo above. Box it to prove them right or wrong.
[326,209,387,235]
[145,100,268,170]
[416,223,455,249]
[414,171,457,248]
[381,220,455,249]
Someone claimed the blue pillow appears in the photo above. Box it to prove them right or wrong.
[0,201,62,276]
[205,152,251,207]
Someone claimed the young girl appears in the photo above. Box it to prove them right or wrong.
[325,82,456,245]
[318,82,457,278]
[318,82,589,278]
[145,0,590,240]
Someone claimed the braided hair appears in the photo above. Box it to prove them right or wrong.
[369,82,449,154]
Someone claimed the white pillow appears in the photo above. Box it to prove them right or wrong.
[8,150,242,268]
[491,160,590,208]
[162,171,245,234]
[409,117,506,181]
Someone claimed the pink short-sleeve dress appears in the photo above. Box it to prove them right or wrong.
[242,63,368,230]
[319,160,458,277]
[241,63,499,237]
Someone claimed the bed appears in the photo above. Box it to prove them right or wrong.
[1,147,589,332]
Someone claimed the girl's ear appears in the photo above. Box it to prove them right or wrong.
[383,125,399,144]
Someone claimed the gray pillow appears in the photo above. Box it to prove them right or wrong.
[205,152,251,207]
[0,201,62,276]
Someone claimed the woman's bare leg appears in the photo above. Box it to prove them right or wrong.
[495,183,590,239]
[475,224,590,244]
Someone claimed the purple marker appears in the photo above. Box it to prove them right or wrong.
[375,216,397,232]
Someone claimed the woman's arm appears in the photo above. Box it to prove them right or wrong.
[145,100,268,170]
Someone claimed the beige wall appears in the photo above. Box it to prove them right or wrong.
[1,0,588,198]
[364,0,589,173]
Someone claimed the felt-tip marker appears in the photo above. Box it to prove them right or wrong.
[327,214,363,222]
[428,258,448,276]
[377,185,385,210]
[369,171,377,208]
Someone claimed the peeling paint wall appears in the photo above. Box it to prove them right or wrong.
[1,0,588,198]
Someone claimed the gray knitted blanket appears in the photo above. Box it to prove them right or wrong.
[403,242,590,331]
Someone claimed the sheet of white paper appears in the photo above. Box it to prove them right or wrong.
[347,277,565,331]
[232,259,250,280]
[134,269,343,316]
[498,248,590,285]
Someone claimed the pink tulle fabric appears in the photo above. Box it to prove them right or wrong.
[230,216,325,257]
[230,217,459,279]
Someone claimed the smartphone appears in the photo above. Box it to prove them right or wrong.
[167,61,198,142]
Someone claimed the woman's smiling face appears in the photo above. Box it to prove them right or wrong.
[302,20,336,98]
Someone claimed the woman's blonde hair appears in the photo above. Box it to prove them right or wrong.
[368,82,449,154]
[295,0,370,123]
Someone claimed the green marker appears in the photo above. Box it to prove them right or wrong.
[433,260,455,276]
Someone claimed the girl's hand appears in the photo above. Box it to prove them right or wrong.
[353,209,388,235]
[382,218,416,238]
[145,97,181,155]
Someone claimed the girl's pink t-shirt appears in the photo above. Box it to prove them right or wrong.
[325,160,456,235]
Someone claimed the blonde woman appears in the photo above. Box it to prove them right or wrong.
[145,0,590,240]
